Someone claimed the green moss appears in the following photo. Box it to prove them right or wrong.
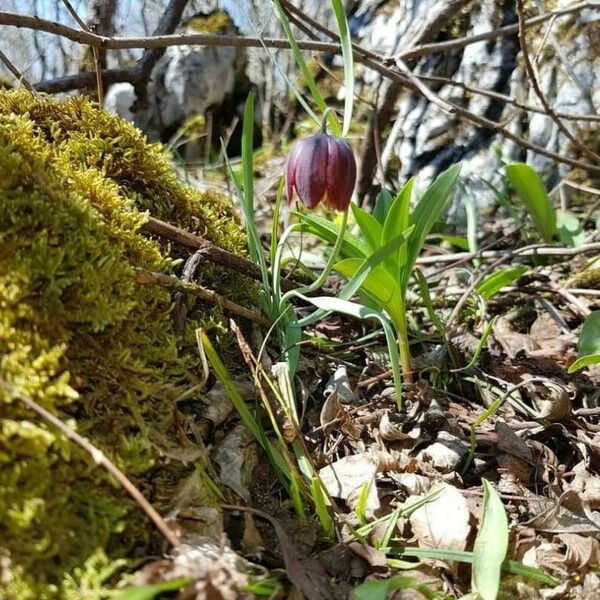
[185,11,231,34]
[0,90,254,598]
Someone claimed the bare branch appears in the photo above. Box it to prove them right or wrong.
[134,268,272,328]
[61,0,104,104]
[516,0,600,164]
[0,48,36,92]
[395,1,599,61]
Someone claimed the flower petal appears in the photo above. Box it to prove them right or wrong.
[285,142,302,203]
[325,137,356,211]
[294,134,329,209]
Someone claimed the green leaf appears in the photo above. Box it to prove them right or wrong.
[271,2,325,111]
[382,178,414,276]
[227,95,271,301]
[440,234,470,251]
[351,203,382,252]
[505,163,556,242]
[311,476,335,539]
[294,211,369,258]
[107,578,193,600]
[298,226,413,328]
[295,294,404,408]
[335,259,403,324]
[352,576,440,600]
[396,548,558,587]
[568,311,600,373]
[404,165,461,291]
[373,188,394,225]
[476,265,528,299]
[330,0,354,136]
[556,210,585,247]
[198,331,289,478]
[472,479,509,600]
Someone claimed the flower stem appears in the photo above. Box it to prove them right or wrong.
[320,107,336,134]
[279,209,349,309]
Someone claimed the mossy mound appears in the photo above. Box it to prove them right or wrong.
[0,90,252,598]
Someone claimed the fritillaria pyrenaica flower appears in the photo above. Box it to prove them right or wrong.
[285,132,357,211]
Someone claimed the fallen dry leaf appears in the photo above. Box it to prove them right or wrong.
[318,454,380,516]
[408,483,471,552]
[558,532,600,571]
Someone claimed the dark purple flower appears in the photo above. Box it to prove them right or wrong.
[286,133,356,211]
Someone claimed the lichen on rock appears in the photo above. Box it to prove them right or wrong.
[0,90,253,599]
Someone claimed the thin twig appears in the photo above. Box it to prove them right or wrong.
[60,0,104,104]
[418,73,600,123]
[394,2,598,61]
[0,378,180,548]
[141,216,302,292]
[0,48,36,92]
[516,0,600,164]
[415,241,600,265]
[3,3,599,174]
[135,268,272,328]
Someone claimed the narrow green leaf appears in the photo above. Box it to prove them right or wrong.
[476,265,528,300]
[330,0,354,136]
[373,188,394,225]
[271,0,341,135]
[108,578,193,600]
[295,294,404,408]
[199,331,289,478]
[556,210,585,248]
[472,479,509,600]
[459,316,499,371]
[505,163,556,242]
[568,311,600,373]
[355,481,371,525]
[415,269,454,365]
[294,211,369,257]
[271,1,326,112]
[404,165,461,291]
[311,476,335,539]
[396,548,558,587]
[351,202,382,252]
[382,178,414,276]
[352,576,439,600]
[299,226,413,327]
[335,259,403,325]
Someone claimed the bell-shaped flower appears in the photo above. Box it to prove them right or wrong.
[285,133,356,211]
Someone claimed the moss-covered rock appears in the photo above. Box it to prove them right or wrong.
[0,90,252,598]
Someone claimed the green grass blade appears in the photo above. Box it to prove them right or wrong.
[227,96,271,299]
[505,162,557,242]
[198,330,289,478]
[459,316,498,371]
[396,547,557,587]
[472,479,509,600]
[415,269,455,366]
[271,0,341,135]
[311,476,335,538]
[294,294,404,408]
[330,0,354,136]
[476,265,528,300]
[568,311,600,373]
